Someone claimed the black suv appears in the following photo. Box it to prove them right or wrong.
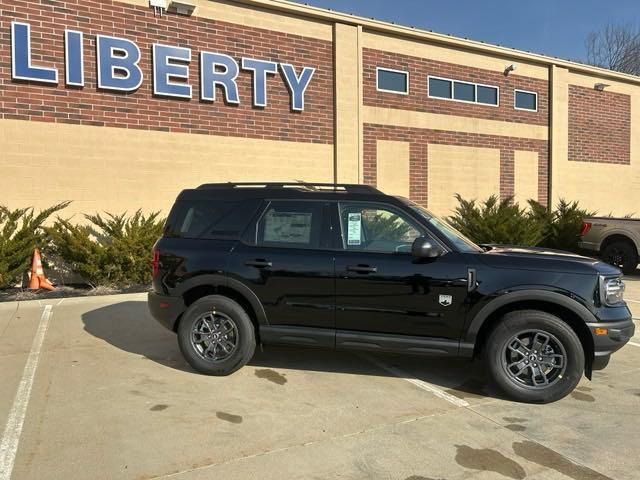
[149,182,634,403]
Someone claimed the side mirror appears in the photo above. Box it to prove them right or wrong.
[412,237,444,258]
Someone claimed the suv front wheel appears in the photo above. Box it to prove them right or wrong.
[177,295,256,376]
[485,310,584,403]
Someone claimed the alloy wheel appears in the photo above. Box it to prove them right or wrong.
[190,311,239,363]
[501,329,567,389]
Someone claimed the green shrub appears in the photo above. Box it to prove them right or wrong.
[46,211,165,287]
[448,195,594,252]
[529,199,596,252]
[448,194,545,246]
[0,202,70,289]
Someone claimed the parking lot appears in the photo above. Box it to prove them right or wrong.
[1,279,639,480]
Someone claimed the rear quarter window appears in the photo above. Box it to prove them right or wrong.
[165,199,261,239]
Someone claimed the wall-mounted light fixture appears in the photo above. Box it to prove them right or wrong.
[594,83,610,91]
[504,64,517,75]
[169,0,196,15]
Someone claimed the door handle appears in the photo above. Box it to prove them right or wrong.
[245,259,272,268]
[346,265,377,274]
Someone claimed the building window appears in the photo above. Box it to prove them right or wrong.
[376,68,409,94]
[428,77,452,99]
[514,90,538,111]
[428,76,499,106]
[454,81,475,102]
[477,85,498,105]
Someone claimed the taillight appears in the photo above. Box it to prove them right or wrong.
[580,222,592,237]
[151,249,160,276]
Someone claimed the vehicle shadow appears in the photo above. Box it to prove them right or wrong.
[81,300,503,401]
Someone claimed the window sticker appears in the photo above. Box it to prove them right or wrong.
[263,211,312,244]
[347,212,362,246]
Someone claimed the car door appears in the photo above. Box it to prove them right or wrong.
[228,199,335,345]
[332,201,470,350]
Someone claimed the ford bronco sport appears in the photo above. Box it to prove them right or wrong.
[148,183,634,403]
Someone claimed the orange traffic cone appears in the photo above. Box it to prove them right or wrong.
[27,249,56,291]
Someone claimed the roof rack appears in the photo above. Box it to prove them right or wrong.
[196,182,381,194]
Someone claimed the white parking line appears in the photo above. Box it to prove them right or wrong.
[629,341,640,348]
[359,353,469,407]
[0,304,53,480]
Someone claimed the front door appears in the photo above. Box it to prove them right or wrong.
[332,201,469,343]
[228,199,335,331]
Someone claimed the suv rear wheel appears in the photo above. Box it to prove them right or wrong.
[602,240,638,275]
[177,295,256,376]
[485,310,584,403]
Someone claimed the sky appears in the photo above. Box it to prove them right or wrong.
[291,0,639,63]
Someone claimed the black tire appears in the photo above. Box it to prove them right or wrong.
[177,295,256,376]
[485,310,584,404]
[602,241,638,275]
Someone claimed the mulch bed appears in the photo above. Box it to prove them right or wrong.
[0,285,151,303]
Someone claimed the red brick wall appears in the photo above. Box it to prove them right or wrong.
[0,0,334,143]
[363,124,548,207]
[568,85,630,164]
[363,48,548,126]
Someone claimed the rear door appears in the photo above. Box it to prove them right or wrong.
[228,199,336,336]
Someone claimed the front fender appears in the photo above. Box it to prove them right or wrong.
[461,289,597,351]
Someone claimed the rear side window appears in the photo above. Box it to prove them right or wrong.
[165,199,260,239]
[256,201,325,249]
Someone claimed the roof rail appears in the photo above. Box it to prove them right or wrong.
[196,182,381,194]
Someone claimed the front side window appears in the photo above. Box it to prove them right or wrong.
[403,200,483,253]
[338,203,425,253]
[257,201,323,249]
[515,90,538,111]
[376,68,409,94]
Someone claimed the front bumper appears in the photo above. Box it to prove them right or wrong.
[586,317,635,357]
[148,291,185,332]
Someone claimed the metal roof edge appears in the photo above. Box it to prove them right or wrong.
[225,0,640,86]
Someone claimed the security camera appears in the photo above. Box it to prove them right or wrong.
[504,64,517,75]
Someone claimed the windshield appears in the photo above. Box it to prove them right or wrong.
[403,201,483,253]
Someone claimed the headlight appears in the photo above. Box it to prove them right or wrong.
[599,275,625,306]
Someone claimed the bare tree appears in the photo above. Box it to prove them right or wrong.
[585,23,640,75]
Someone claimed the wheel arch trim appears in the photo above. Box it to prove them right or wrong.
[175,274,269,325]
[464,290,597,346]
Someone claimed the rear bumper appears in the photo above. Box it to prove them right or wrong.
[148,291,185,332]
[587,317,635,357]
[578,241,599,252]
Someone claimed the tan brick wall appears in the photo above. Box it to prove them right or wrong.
[568,85,631,164]
[363,124,548,209]
[0,0,334,143]
[428,145,501,216]
[376,140,410,198]
[551,69,640,216]
[0,119,334,217]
